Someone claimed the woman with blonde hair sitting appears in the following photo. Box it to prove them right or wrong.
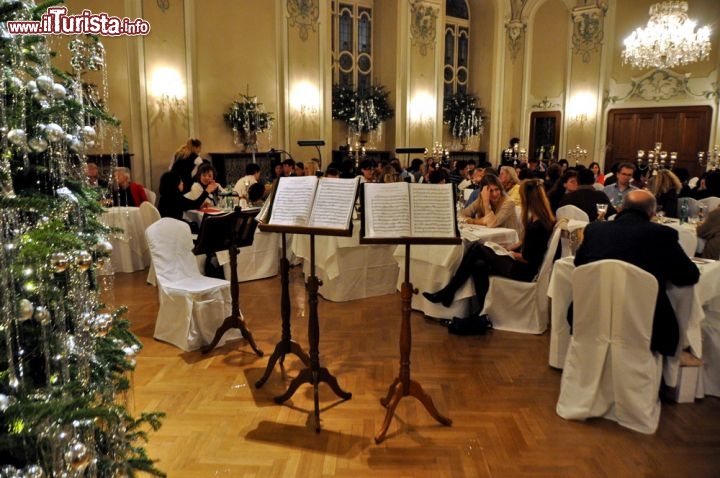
[461,174,520,232]
[423,179,555,313]
[650,169,682,218]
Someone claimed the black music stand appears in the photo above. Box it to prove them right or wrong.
[193,207,263,356]
[254,231,311,389]
[396,147,427,168]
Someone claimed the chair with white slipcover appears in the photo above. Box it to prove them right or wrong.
[144,187,157,206]
[145,218,241,352]
[480,225,562,334]
[555,205,589,257]
[697,196,720,213]
[139,201,161,286]
[556,259,662,434]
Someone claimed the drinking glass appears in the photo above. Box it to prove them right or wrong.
[596,203,608,220]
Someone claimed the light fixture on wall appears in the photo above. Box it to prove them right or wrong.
[149,67,186,114]
[622,1,711,69]
[291,81,320,117]
[409,91,436,125]
[567,92,594,127]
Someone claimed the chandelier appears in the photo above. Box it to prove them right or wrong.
[622,1,711,69]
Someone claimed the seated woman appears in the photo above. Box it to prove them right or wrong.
[185,163,224,207]
[650,169,681,218]
[461,173,520,232]
[547,169,578,212]
[158,170,218,233]
[423,179,555,316]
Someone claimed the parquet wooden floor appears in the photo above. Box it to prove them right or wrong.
[114,266,720,478]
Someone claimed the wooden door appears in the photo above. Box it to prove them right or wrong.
[605,106,711,177]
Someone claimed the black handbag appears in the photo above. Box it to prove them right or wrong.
[444,314,493,336]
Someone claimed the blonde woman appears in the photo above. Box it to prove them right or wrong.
[650,169,682,218]
[461,174,520,232]
[499,165,521,204]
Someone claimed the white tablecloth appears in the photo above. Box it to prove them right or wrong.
[185,209,280,282]
[290,221,399,302]
[393,226,519,319]
[100,207,150,273]
[547,256,720,394]
[661,219,699,257]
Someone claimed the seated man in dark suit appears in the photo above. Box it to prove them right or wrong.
[559,168,616,221]
[574,189,699,356]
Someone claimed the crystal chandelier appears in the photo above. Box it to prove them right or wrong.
[622,1,711,69]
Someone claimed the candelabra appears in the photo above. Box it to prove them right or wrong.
[698,145,719,170]
[637,142,677,172]
[502,143,527,166]
[567,145,587,166]
[431,141,450,167]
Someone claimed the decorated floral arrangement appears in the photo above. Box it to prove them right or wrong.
[332,84,394,133]
[224,93,273,134]
[443,92,484,139]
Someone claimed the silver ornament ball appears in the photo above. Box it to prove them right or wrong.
[35,75,54,93]
[28,136,49,153]
[52,83,66,99]
[64,441,91,471]
[7,128,27,146]
[43,123,65,142]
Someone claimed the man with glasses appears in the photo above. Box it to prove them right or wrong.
[603,162,637,208]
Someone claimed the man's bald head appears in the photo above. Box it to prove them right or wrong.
[622,189,657,217]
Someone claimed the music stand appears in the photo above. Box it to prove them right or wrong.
[396,147,426,168]
[193,207,264,356]
[298,139,325,170]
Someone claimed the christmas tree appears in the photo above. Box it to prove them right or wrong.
[0,1,163,476]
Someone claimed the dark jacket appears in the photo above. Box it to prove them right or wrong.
[559,186,616,221]
[158,189,209,221]
[574,209,699,356]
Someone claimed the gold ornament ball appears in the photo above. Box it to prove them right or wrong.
[75,250,93,271]
[50,252,69,273]
[18,299,34,321]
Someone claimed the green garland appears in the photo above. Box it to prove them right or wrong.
[332,84,394,133]
[223,93,273,134]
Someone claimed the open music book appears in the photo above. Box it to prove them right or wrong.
[256,175,359,230]
[363,182,457,239]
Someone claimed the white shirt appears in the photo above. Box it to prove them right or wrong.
[233,175,258,208]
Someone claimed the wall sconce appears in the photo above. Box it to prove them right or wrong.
[409,91,436,124]
[567,91,594,127]
[150,67,186,114]
[291,81,320,117]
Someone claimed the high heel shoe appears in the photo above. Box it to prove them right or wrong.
[422,290,454,308]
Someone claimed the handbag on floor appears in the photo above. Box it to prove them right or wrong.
[445,314,493,336]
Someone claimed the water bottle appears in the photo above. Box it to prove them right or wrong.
[679,200,689,224]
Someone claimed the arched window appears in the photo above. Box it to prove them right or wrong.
[332,1,373,89]
[444,0,470,97]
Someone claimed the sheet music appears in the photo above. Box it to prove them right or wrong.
[308,178,359,229]
[363,182,411,238]
[409,183,456,237]
[268,176,318,226]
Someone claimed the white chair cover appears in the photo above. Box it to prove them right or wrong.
[139,202,161,286]
[481,225,562,334]
[556,259,662,434]
[556,205,590,222]
[144,188,157,206]
[701,310,720,397]
[698,196,720,212]
[678,197,700,217]
[145,218,240,351]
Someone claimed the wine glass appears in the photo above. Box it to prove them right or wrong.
[656,205,665,221]
[596,203,608,220]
